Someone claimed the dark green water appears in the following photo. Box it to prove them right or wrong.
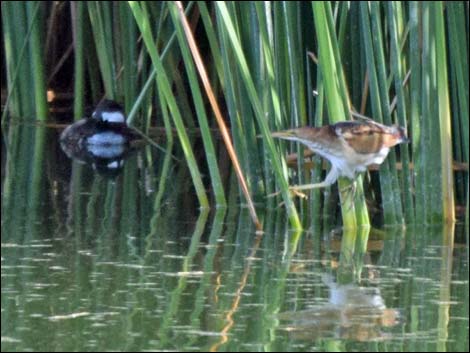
[1,125,469,352]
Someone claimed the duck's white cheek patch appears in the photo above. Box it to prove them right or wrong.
[101,111,125,123]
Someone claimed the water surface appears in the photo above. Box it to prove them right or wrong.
[1,124,468,352]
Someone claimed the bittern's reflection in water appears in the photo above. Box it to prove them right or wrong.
[278,275,399,342]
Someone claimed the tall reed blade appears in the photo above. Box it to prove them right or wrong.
[313,2,369,229]
[128,1,209,208]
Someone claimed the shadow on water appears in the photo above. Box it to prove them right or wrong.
[1,124,469,352]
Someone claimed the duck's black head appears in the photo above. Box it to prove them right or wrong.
[92,99,126,123]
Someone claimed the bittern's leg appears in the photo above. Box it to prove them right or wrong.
[290,167,339,191]
[267,167,339,200]
[286,167,339,198]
